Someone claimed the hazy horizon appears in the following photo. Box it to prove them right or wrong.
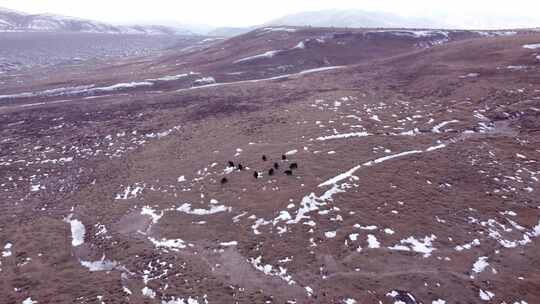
[1,0,540,29]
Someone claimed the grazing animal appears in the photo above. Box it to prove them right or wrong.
[268,168,275,176]
[284,170,293,176]
[220,177,228,184]
[253,171,259,179]
[274,163,279,169]
[289,163,298,170]
[237,163,244,170]
[228,161,234,167]
[282,155,287,160]
[262,155,267,161]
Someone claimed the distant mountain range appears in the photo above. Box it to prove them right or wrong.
[266,9,448,29]
[211,10,540,36]
[2,7,539,38]
[0,7,194,35]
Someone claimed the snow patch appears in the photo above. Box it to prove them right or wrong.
[472,256,489,276]
[146,72,197,82]
[325,231,337,238]
[294,41,306,49]
[432,120,459,133]
[149,237,187,251]
[141,206,163,224]
[367,234,380,248]
[234,50,282,63]
[249,255,296,285]
[219,241,238,247]
[260,27,297,33]
[64,215,85,247]
[80,255,117,272]
[2,242,12,257]
[142,286,156,299]
[455,239,480,251]
[176,203,231,215]
[115,183,145,200]
[479,289,495,301]
[299,66,345,74]
[317,132,370,141]
[389,235,437,257]
[162,297,203,304]
[460,73,479,79]
[523,43,540,49]
[286,149,298,155]
[193,77,216,86]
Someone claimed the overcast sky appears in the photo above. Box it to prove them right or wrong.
[1,0,539,27]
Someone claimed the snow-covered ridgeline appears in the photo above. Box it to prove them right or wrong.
[176,66,346,92]
[0,82,151,100]
[0,72,198,101]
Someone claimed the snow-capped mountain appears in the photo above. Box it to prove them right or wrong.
[0,7,193,35]
[266,9,448,29]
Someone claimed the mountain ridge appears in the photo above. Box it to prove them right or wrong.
[0,7,194,35]
[266,9,449,29]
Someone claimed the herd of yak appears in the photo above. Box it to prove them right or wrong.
[221,154,299,184]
